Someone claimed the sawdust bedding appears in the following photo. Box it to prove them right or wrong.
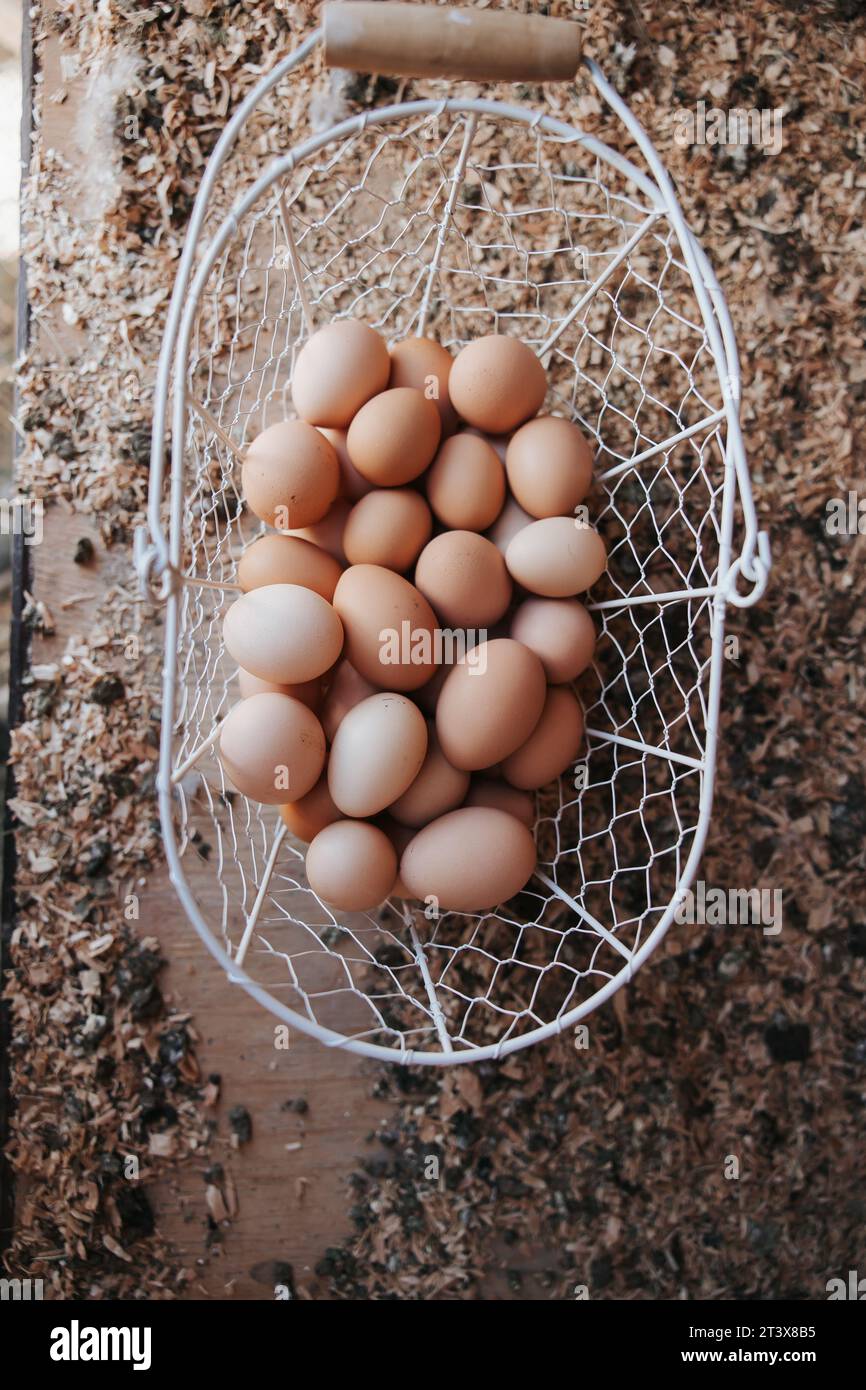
[3,0,866,1298]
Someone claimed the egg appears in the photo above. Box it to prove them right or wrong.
[388,724,470,828]
[347,387,441,486]
[333,564,439,691]
[510,597,596,683]
[486,494,533,554]
[242,420,339,530]
[306,820,397,911]
[399,806,537,912]
[219,692,325,804]
[505,416,594,519]
[463,426,510,462]
[343,489,433,572]
[435,638,546,771]
[223,583,343,684]
[237,667,322,710]
[465,778,535,827]
[376,815,415,899]
[320,659,379,740]
[389,336,459,435]
[414,531,512,629]
[292,320,390,427]
[501,686,585,790]
[289,496,351,563]
[279,775,342,842]
[448,335,547,434]
[318,427,375,501]
[505,517,607,597]
[328,692,428,817]
[237,533,342,601]
[426,433,505,531]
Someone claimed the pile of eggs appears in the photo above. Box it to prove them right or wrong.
[217,320,607,915]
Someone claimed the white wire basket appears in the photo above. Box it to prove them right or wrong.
[138,4,770,1066]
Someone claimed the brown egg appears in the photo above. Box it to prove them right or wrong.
[347,387,441,485]
[465,777,535,827]
[448,335,547,434]
[288,496,351,563]
[333,564,439,691]
[318,427,375,501]
[237,533,342,601]
[487,494,533,554]
[279,775,342,842]
[388,724,470,828]
[292,320,390,427]
[306,820,397,911]
[426,433,505,532]
[505,517,607,597]
[510,598,596,683]
[237,667,322,710]
[242,420,339,530]
[502,686,585,790]
[389,336,459,435]
[343,489,433,572]
[399,806,537,912]
[414,531,512,629]
[219,692,325,804]
[505,416,594,518]
[320,659,379,740]
[435,638,546,771]
[223,583,344,684]
[328,693,428,818]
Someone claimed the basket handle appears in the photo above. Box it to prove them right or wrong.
[323,2,583,83]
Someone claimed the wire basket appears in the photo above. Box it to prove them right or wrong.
[138,5,770,1065]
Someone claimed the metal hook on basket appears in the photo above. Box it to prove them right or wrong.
[722,530,772,609]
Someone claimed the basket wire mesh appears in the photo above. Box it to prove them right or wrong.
[139,33,770,1064]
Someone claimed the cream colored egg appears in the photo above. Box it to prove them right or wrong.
[487,494,533,554]
[223,583,343,685]
[388,724,470,828]
[399,806,537,912]
[501,686,585,790]
[510,597,596,683]
[237,533,342,600]
[505,517,607,597]
[505,416,594,518]
[448,335,547,434]
[219,692,325,804]
[343,489,433,572]
[328,692,428,818]
[320,659,379,741]
[347,387,441,486]
[242,420,339,530]
[306,820,397,911]
[292,320,390,427]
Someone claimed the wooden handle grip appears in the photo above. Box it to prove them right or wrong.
[323,2,583,83]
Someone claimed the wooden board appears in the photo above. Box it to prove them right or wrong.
[8,10,396,1301]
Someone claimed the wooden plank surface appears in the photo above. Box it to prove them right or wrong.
[12,12,396,1301]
